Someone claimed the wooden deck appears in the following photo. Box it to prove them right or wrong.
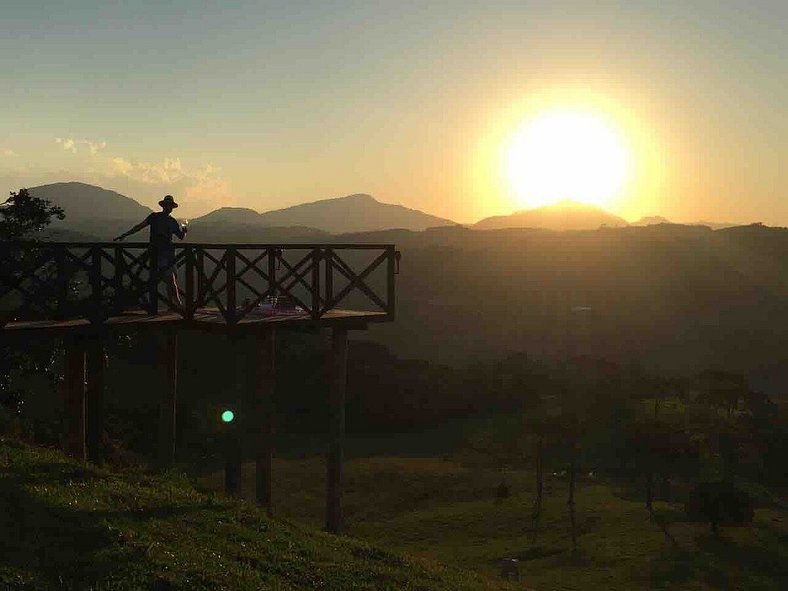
[1,241,398,532]
[1,241,400,338]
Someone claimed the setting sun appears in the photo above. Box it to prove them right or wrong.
[504,110,631,210]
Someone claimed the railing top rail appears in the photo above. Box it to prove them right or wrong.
[0,241,396,250]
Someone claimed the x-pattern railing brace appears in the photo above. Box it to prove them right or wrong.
[0,242,398,325]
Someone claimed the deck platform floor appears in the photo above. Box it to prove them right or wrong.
[0,308,388,337]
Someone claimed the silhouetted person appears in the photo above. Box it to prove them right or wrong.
[114,195,186,308]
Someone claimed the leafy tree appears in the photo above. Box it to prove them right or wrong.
[0,188,64,240]
[696,370,748,418]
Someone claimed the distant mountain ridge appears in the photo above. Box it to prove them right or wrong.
[29,181,152,220]
[633,216,672,226]
[474,200,628,231]
[26,183,454,238]
[632,215,744,230]
[27,182,152,239]
[22,182,753,238]
[193,193,455,234]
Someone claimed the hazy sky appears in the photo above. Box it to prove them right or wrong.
[1,1,785,223]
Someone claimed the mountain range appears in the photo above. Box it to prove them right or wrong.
[25,181,752,239]
[27,183,455,239]
[192,193,454,234]
[631,215,744,230]
[16,180,788,392]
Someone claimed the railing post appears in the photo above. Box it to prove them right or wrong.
[90,246,102,322]
[184,246,194,319]
[113,245,124,313]
[387,246,396,320]
[324,248,334,313]
[56,246,68,319]
[311,248,321,319]
[196,248,205,308]
[268,248,277,298]
[148,245,159,315]
[226,247,236,324]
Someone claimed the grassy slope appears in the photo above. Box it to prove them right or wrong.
[202,454,788,591]
[0,439,511,591]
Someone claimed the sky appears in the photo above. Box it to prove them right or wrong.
[1,0,785,223]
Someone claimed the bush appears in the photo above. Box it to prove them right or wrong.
[685,481,754,530]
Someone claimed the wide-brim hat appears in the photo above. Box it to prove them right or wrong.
[159,195,178,208]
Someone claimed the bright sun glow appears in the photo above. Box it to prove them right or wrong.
[505,110,631,209]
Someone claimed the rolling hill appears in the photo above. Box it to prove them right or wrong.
[0,439,501,590]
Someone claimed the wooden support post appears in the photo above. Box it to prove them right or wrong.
[62,336,86,460]
[157,330,178,470]
[223,334,245,497]
[224,439,242,496]
[85,335,106,465]
[326,327,348,534]
[254,328,275,515]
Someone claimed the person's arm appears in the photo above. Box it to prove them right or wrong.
[173,218,186,240]
[114,215,151,241]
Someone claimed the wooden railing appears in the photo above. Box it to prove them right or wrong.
[0,242,400,325]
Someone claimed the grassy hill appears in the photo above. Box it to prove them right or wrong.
[0,438,509,590]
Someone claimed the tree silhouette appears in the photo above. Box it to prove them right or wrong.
[0,189,65,433]
[0,188,64,240]
[696,370,748,418]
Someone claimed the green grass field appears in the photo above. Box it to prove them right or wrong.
[0,437,512,590]
[200,443,788,590]
[3,430,787,590]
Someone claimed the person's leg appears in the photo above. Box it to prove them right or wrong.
[167,271,182,308]
[158,251,181,311]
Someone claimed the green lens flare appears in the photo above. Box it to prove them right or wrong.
[221,410,235,423]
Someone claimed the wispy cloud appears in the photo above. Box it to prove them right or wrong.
[111,156,185,184]
[82,139,106,156]
[1,149,18,157]
[109,156,234,214]
[40,137,234,215]
[55,137,77,153]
